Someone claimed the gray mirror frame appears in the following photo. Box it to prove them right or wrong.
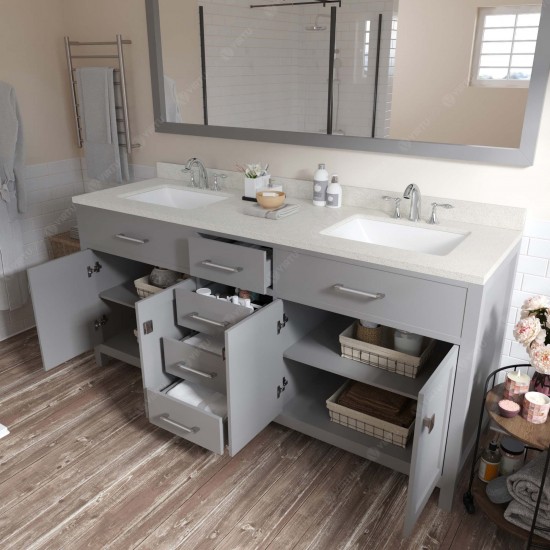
[145,0,550,167]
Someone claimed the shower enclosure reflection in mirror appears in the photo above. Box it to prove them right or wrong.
[145,0,550,166]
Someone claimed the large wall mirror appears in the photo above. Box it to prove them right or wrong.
[146,0,550,166]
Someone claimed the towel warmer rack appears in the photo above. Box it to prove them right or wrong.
[64,35,141,155]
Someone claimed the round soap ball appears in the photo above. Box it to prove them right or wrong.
[498,399,521,418]
[256,191,285,209]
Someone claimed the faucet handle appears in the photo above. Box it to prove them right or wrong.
[428,202,453,225]
[383,196,401,219]
[212,173,227,191]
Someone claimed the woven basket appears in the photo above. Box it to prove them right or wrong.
[47,231,81,259]
[326,381,414,448]
[134,276,165,299]
[339,322,434,378]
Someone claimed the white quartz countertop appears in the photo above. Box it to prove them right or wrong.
[73,178,523,285]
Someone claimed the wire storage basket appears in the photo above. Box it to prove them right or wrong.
[339,322,434,378]
[326,381,416,448]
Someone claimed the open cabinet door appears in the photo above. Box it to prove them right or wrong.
[403,346,458,536]
[226,299,285,456]
[28,250,145,371]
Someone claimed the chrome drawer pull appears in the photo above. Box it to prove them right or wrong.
[158,414,199,434]
[186,312,229,328]
[333,284,385,300]
[175,362,217,379]
[115,233,149,244]
[200,260,243,273]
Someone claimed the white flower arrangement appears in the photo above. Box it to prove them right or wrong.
[514,295,550,373]
[236,163,268,179]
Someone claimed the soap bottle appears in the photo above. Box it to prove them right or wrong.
[313,163,329,206]
[326,174,342,208]
[478,440,501,483]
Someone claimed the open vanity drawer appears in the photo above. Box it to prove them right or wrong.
[188,236,272,294]
[137,281,290,457]
[146,384,227,454]
[175,288,253,335]
[163,334,226,392]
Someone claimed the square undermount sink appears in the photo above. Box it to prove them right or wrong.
[321,215,469,256]
[125,186,228,210]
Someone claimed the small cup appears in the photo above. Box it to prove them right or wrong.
[498,399,521,418]
[196,288,212,297]
[522,391,550,424]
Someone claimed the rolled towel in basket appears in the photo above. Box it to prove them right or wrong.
[507,451,550,514]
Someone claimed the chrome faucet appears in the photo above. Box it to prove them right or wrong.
[403,183,422,222]
[183,157,208,189]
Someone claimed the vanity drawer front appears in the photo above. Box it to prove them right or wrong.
[188,237,271,294]
[163,336,226,392]
[76,205,192,272]
[274,252,466,340]
[175,288,252,335]
[146,388,226,454]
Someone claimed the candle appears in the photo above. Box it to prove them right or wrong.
[507,371,531,384]
[522,391,550,424]
[504,370,531,402]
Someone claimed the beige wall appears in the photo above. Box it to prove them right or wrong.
[390,0,532,147]
[55,0,550,221]
[0,0,78,164]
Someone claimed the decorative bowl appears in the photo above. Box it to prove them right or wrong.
[497,399,521,418]
[256,191,285,209]
[149,267,179,288]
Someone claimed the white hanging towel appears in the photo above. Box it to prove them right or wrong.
[0,81,27,213]
[164,75,183,123]
[0,181,28,311]
[76,67,128,184]
[0,82,28,312]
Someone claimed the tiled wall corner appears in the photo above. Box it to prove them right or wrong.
[501,218,550,367]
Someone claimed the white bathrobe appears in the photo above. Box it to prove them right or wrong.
[0,81,28,311]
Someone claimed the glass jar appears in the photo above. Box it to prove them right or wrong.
[499,437,525,476]
[478,440,501,483]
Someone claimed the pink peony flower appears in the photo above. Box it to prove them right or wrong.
[530,345,550,375]
[522,295,550,314]
[514,316,543,346]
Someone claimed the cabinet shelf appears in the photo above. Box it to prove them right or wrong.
[99,282,140,309]
[96,329,141,368]
[276,370,413,476]
[283,315,452,401]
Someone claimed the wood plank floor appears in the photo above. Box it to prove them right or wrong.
[0,329,526,549]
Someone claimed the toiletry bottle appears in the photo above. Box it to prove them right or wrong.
[478,440,501,483]
[326,174,342,208]
[313,163,329,206]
